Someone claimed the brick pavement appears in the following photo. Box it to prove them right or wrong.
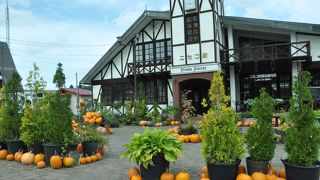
[0,126,287,180]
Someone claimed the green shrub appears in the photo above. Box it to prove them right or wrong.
[246,88,276,161]
[120,127,184,168]
[201,71,244,164]
[285,71,320,167]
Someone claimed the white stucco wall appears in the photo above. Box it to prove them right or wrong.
[297,34,320,61]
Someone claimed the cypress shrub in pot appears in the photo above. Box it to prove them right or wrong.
[42,92,73,164]
[0,71,26,154]
[282,71,320,180]
[120,127,184,179]
[200,72,244,180]
[245,88,276,175]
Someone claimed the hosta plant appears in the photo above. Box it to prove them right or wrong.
[120,127,184,168]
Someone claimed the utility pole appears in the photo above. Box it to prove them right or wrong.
[76,73,80,116]
[6,0,10,48]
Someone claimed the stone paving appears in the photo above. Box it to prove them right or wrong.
[0,126,287,180]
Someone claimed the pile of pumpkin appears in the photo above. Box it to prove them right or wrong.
[128,167,191,180]
[139,120,150,126]
[169,120,181,126]
[237,121,256,127]
[167,128,201,143]
[82,111,103,125]
[0,149,76,169]
[72,120,80,131]
[236,164,287,180]
[78,152,103,165]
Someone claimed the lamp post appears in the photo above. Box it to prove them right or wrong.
[117,33,140,100]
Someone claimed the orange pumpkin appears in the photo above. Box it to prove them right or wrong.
[0,149,8,159]
[79,157,86,165]
[139,121,147,126]
[98,147,106,155]
[88,118,96,124]
[236,173,253,180]
[85,156,92,163]
[21,152,35,165]
[131,175,142,180]
[274,177,286,180]
[237,121,242,126]
[238,165,247,174]
[200,166,208,174]
[168,128,175,134]
[14,150,23,161]
[79,100,85,105]
[200,172,209,178]
[183,135,190,143]
[177,136,185,143]
[34,154,45,164]
[128,167,140,179]
[251,172,267,180]
[77,144,83,153]
[91,154,98,162]
[37,161,46,169]
[107,128,113,134]
[266,174,277,180]
[96,152,102,161]
[174,121,180,125]
[160,170,175,180]
[6,154,14,161]
[50,155,62,169]
[95,117,103,124]
[278,168,286,179]
[175,171,190,180]
[170,121,175,126]
[200,178,210,180]
[189,134,200,143]
[267,166,277,175]
[63,155,75,168]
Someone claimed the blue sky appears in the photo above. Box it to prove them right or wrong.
[0,0,319,89]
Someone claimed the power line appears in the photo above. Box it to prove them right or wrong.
[11,49,100,57]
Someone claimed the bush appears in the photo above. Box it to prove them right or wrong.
[201,71,244,164]
[285,71,320,167]
[246,88,276,162]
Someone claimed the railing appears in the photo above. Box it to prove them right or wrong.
[221,41,311,64]
[127,60,171,75]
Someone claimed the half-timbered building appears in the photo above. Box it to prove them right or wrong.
[81,0,320,113]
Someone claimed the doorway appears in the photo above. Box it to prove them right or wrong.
[180,79,210,115]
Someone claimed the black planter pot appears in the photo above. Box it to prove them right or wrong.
[207,159,241,180]
[27,141,44,154]
[0,141,7,150]
[140,154,169,180]
[282,159,320,180]
[82,142,99,156]
[6,140,27,154]
[43,144,68,164]
[246,157,269,175]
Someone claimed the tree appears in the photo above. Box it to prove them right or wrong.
[53,62,66,90]
[69,85,74,88]
[0,71,24,140]
[25,63,47,102]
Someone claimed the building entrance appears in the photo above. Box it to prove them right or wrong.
[180,79,210,115]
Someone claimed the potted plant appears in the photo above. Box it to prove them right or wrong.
[20,101,46,154]
[42,92,74,164]
[120,127,184,179]
[200,72,244,180]
[180,121,198,135]
[282,71,320,180]
[0,71,26,154]
[245,88,276,175]
[161,105,179,120]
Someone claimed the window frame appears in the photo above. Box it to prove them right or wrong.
[185,13,200,44]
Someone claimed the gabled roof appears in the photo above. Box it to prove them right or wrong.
[222,16,320,35]
[0,41,18,83]
[61,88,92,96]
[80,10,170,84]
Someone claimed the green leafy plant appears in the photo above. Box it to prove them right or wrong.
[134,82,148,122]
[162,106,178,115]
[285,71,320,167]
[53,62,66,90]
[147,103,161,122]
[246,88,276,162]
[200,71,244,164]
[0,71,24,141]
[181,90,196,122]
[25,63,47,103]
[43,92,73,144]
[180,121,198,135]
[120,127,184,168]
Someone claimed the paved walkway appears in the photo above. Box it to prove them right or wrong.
[0,126,287,180]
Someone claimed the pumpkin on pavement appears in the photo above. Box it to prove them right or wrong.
[0,149,8,159]
[14,150,23,162]
[128,167,140,179]
[21,152,35,165]
[277,168,286,179]
[96,152,102,161]
[131,175,142,180]
[175,171,190,180]
[50,154,62,169]
[34,154,45,164]
[251,172,267,180]
[37,161,46,169]
[6,154,14,161]
[63,156,75,168]
[160,170,175,180]
[190,134,200,143]
[236,173,253,180]
[79,156,86,165]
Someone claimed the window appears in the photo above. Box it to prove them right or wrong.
[157,79,167,104]
[136,44,143,63]
[156,41,165,63]
[279,75,291,99]
[124,83,134,101]
[112,83,122,102]
[101,82,133,106]
[144,43,154,63]
[146,80,155,104]
[167,40,172,62]
[185,14,200,44]
[102,85,112,105]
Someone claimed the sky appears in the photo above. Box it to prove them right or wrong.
[0,0,319,90]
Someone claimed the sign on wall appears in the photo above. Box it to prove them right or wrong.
[170,63,220,75]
